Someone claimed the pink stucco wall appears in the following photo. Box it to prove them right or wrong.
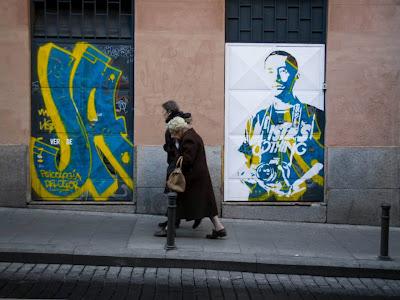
[325,0,400,147]
[0,0,30,144]
[134,0,225,146]
[0,0,399,149]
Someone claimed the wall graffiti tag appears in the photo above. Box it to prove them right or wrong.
[224,44,325,202]
[31,42,134,201]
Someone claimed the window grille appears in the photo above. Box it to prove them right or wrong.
[31,0,134,39]
[226,0,327,43]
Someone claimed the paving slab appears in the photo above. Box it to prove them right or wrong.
[0,207,399,279]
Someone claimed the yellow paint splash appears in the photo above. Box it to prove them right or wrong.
[121,152,130,164]
[87,88,98,122]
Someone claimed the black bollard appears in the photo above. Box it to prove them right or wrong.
[165,192,177,250]
[379,204,391,260]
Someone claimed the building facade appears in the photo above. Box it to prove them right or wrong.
[0,0,399,226]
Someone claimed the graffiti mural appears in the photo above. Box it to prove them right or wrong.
[224,44,325,202]
[31,42,134,201]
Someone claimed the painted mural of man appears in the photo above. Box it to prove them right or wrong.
[239,51,324,201]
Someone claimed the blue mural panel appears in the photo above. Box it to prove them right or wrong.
[31,42,134,201]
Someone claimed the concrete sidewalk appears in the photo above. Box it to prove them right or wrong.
[0,208,399,278]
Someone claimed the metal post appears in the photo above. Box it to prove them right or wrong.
[165,192,177,250]
[379,204,391,260]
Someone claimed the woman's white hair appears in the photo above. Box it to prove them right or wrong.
[167,116,189,133]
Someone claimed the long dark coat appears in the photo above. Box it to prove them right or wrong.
[176,128,218,221]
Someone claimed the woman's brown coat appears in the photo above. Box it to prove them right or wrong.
[176,128,218,221]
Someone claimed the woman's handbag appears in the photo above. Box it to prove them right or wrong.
[167,156,186,193]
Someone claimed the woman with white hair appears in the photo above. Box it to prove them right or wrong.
[155,100,195,233]
[165,116,226,239]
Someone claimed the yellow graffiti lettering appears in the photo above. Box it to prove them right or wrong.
[39,169,82,181]
[44,179,79,192]
[39,118,55,133]
[37,109,50,117]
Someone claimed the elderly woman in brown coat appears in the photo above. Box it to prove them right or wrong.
[157,100,192,230]
[166,116,226,239]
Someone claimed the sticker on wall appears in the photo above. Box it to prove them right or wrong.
[31,42,134,201]
[224,44,325,202]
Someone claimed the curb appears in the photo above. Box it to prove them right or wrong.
[1,251,399,280]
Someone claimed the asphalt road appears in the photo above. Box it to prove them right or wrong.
[0,262,399,299]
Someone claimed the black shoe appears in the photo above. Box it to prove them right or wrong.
[192,219,202,229]
[206,228,227,239]
[158,221,168,228]
[154,228,167,237]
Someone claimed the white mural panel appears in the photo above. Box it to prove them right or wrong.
[224,44,325,202]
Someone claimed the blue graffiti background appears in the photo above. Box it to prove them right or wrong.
[31,42,134,201]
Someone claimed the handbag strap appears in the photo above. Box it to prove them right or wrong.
[176,156,183,168]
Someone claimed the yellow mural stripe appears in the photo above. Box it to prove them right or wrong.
[275,182,307,201]
[69,42,89,91]
[246,119,254,139]
[284,110,292,123]
[93,135,134,190]
[84,179,119,201]
[37,43,71,172]
[292,152,324,186]
[313,117,324,149]
[69,42,93,173]
[286,59,298,70]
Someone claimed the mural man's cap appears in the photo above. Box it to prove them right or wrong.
[266,51,298,70]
